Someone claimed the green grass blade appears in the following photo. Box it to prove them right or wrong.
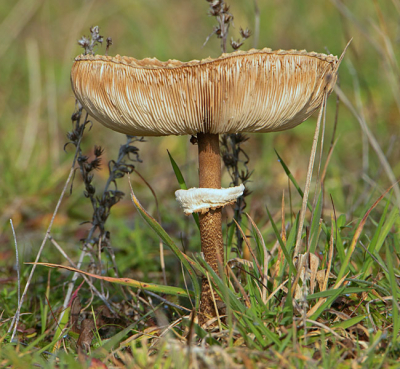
[332,214,345,265]
[275,214,299,289]
[336,187,393,282]
[385,244,399,343]
[130,187,201,307]
[309,286,346,321]
[40,299,46,336]
[95,322,138,354]
[167,150,200,230]
[361,197,397,278]
[374,206,399,254]
[331,315,366,330]
[369,195,391,255]
[199,258,281,348]
[226,223,236,261]
[246,213,267,265]
[309,191,323,254]
[24,330,54,353]
[266,204,296,274]
[307,287,372,300]
[31,262,192,297]
[274,149,308,208]
[275,149,328,235]
[167,150,187,189]
[54,304,70,342]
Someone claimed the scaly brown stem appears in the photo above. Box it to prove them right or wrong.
[197,132,224,325]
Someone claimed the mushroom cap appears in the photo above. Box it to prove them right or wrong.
[71,48,340,137]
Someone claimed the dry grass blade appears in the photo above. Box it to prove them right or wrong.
[320,92,340,185]
[46,65,60,167]
[303,319,344,340]
[253,0,260,48]
[273,192,286,291]
[330,0,384,55]
[9,220,20,342]
[0,0,43,59]
[390,0,400,14]
[320,138,338,186]
[334,85,400,209]
[309,254,320,295]
[27,262,191,298]
[16,38,42,170]
[291,253,306,298]
[206,272,223,331]
[306,273,348,318]
[265,279,289,304]
[310,86,327,218]
[322,214,335,292]
[294,95,327,256]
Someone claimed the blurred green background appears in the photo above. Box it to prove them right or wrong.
[0,0,399,279]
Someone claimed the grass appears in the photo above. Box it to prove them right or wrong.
[1,0,400,367]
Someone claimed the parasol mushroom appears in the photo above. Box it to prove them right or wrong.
[71,47,341,324]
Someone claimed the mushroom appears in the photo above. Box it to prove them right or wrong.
[71,47,341,323]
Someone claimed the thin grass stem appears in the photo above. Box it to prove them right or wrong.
[294,95,327,255]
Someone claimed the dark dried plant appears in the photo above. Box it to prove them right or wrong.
[220,133,253,252]
[67,28,144,281]
[204,0,251,53]
[204,1,253,253]
[77,26,104,55]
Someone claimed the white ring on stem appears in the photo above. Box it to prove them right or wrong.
[175,184,245,215]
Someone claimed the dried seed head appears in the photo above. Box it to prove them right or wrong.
[230,38,243,50]
[240,27,251,39]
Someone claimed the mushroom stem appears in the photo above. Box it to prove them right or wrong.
[197,132,224,323]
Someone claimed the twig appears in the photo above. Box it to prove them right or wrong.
[144,290,191,312]
[9,220,20,342]
[59,242,89,326]
[10,104,90,332]
[48,236,115,314]
[7,148,79,337]
[302,319,344,340]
